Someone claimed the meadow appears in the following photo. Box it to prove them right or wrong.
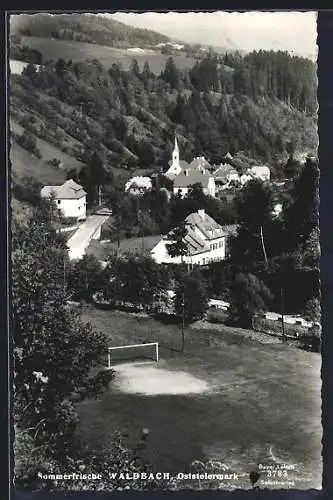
[77,305,322,490]
[20,36,197,74]
[10,141,66,185]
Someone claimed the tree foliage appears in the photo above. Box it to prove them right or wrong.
[228,272,272,327]
[174,272,209,323]
[12,210,108,457]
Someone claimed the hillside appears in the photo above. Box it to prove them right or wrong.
[9,49,317,216]
[10,13,169,48]
[10,140,67,184]
[12,36,197,74]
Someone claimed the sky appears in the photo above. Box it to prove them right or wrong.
[105,11,317,59]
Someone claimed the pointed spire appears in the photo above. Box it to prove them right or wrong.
[174,135,179,153]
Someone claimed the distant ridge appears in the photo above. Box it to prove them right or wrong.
[10,13,170,48]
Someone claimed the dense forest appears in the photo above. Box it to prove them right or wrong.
[10,13,169,48]
[10,48,317,181]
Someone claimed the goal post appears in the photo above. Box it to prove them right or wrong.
[107,342,159,368]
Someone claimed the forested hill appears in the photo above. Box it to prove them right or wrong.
[10,13,170,47]
[10,49,317,180]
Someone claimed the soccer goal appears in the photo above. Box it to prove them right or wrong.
[107,342,159,368]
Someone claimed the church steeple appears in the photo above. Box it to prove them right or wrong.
[172,135,179,167]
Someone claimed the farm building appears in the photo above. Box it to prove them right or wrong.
[40,179,87,220]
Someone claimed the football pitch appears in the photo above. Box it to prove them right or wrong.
[77,306,322,490]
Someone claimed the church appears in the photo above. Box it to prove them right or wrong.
[164,137,216,198]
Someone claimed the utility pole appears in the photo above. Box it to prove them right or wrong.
[260,225,268,266]
[63,255,66,296]
[281,287,286,342]
[181,291,185,353]
[98,185,102,207]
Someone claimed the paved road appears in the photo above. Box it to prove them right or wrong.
[67,214,109,260]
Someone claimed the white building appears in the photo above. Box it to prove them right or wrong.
[151,209,225,266]
[248,166,270,182]
[41,179,87,220]
[125,176,152,196]
[173,168,216,198]
[165,137,184,180]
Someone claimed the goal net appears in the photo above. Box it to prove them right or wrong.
[107,342,159,367]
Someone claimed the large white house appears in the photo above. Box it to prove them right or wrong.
[151,209,225,266]
[41,179,87,220]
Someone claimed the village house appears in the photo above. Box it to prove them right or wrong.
[125,176,152,196]
[151,209,225,266]
[213,164,239,189]
[40,179,87,220]
[248,165,270,182]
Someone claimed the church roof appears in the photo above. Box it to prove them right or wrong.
[173,169,212,189]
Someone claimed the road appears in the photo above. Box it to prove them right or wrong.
[67,214,109,260]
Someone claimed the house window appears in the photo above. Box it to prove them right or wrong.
[203,258,206,265]
[57,200,61,205]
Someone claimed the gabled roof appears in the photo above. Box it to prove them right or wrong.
[125,176,152,191]
[188,157,211,170]
[213,164,234,180]
[173,169,213,188]
[164,210,225,256]
[249,166,270,175]
[41,179,86,200]
[185,211,224,240]
[164,226,210,256]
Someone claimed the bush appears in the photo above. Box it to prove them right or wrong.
[206,309,229,324]
[47,157,61,167]
[12,176,42,205]
[15,131,42,158]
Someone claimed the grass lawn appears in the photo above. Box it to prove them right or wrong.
[77,305,322,489]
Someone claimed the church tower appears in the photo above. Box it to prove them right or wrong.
[172,136,180,168]
[165,135,182,180]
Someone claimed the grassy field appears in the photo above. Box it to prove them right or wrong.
[10,141,66,184]
[20,36,197,73]
[77,305,322,489]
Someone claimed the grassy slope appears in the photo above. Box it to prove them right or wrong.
[10,140,66,184]
[77,305,321,488]
[20,36,197,74]
[10,119,85,172]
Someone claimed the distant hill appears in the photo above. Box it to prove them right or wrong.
[10,13,170,48]
[12,36,198,74]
